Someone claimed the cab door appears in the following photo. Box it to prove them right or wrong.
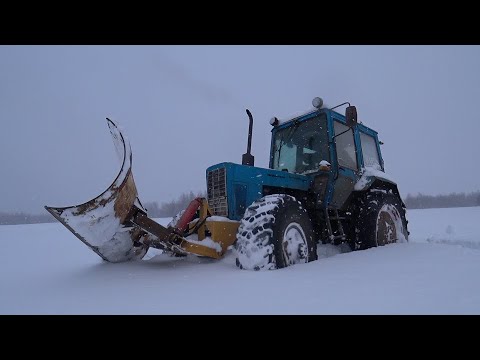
[329,116,360,209]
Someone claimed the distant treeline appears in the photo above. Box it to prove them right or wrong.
[145,190,480,216]
[142,190,480,214]
[2,190,479,225]
[0,212,56,225]
[144,191,207,218]
[404,191,480,209]
[0,191,207,225]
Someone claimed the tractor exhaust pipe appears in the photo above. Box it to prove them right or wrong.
[242,109,255,166]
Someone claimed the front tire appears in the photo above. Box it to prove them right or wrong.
[235,194,317,270]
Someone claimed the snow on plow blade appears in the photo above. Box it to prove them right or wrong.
[45,119,147,263]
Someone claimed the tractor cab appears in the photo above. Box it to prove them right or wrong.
[269,98,360,177]
[270,111,330,175]
[268,97,382,210]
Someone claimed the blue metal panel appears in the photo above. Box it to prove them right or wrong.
[206,162,312,220]
[233,183,247,216]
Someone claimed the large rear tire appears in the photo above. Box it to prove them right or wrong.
[235,194,317,270]
[355,190,408,250]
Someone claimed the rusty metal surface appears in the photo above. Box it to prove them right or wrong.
[44,118,146,263]
[114,172,139,223]
[132,210,176,242]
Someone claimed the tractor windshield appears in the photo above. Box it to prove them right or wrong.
[272,113,329,174]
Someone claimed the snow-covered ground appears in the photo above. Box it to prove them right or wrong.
[1,206,479,314]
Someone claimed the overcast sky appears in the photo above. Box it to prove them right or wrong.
[1,45,479,214]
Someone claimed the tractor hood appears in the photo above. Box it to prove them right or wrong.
[206,162,312,221]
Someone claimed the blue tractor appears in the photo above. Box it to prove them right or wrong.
[45,97,409,270]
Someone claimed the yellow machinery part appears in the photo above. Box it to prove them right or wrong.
[181,198,240,258]
[179,240,223,259]
[204,219,240,255]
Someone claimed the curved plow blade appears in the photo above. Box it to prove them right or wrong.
[45,119,147,263]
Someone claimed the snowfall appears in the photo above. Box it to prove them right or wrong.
[1,206,480,314]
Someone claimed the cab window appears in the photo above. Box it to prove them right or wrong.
[360,132,381,170]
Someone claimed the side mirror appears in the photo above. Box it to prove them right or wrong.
[345,105,358,128]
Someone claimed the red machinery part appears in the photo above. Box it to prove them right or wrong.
[175,198,203,233]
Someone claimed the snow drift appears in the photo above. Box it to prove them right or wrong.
[1,206,479,314]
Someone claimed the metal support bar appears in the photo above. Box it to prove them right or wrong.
[129,205,223,258]
[325,208,346,242]
[130,206,184,252]
[324,208,334,240]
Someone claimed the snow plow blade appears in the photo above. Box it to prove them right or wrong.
[45,119,149,263]
[45,118,239,263]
